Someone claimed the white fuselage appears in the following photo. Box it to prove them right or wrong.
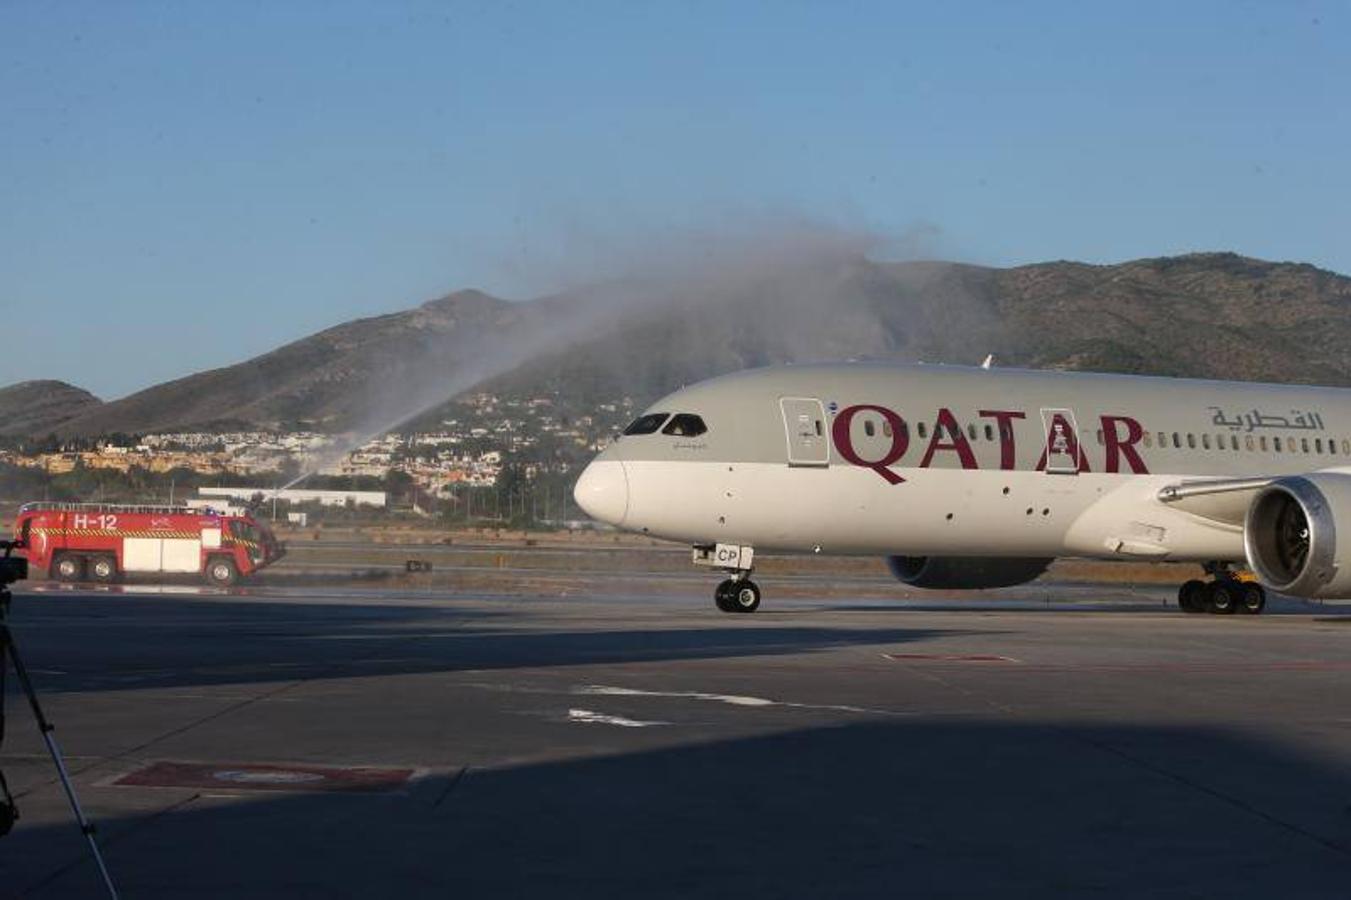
[574,363,1351,564]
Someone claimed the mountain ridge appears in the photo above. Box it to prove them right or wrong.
[6,252,1350,438]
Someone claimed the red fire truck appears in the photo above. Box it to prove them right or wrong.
[13,502,285,586]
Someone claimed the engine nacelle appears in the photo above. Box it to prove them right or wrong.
[885,555,1053,590]
[1244,473,1351,599]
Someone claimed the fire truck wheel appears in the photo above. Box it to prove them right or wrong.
[205,557,238,587]
[89,555,118,583]
[52,554,85,583]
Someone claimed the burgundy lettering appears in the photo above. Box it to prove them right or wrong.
[832,404,909,485]
[1101,415,1149,474]
[978,409,1026,470]
[919,408,978,470]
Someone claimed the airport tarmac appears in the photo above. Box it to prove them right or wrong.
[1,576,1350,898]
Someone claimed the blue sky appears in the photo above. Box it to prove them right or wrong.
[2,1,1347,398]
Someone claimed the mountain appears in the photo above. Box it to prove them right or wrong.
[11,252,1351,437]
[479,252,1351,416]
[0,380,103,436]
[42,289,526,436]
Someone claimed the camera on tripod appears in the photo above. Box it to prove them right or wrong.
[0,540,27,588]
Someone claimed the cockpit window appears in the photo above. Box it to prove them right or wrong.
[623,413,670,435]
[662,413,708,437]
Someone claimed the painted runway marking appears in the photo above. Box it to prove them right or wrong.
[1001,660,1351,674]
[884,653,1019,663]
[113,760,415,792]
[575,685,903,717]
[882,655,1351,673]
[566,708,667,728]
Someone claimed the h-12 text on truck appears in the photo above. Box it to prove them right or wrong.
[13,502,285,586]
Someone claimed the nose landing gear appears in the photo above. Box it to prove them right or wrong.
[715,578,761,614]
[693,543,761,613]
[1178,564,1266,615]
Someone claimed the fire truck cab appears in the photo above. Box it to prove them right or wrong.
[14,503,285,586]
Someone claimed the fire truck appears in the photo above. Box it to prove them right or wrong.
[13,503,285,586]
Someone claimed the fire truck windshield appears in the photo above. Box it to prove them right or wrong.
[230,520,262,543]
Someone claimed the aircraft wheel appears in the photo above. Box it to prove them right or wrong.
[1178,579,1206,613]
[730,580,761,613]
[714,579,738,613]
[1237,582,1266,615]
[52,554,84,583]
[89,555,118,583]
[1206,581,1238,615]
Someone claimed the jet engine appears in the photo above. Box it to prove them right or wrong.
[1244,473,1351,599]
[885,555,1053,590]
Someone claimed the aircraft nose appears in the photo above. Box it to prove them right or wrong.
[574,459,629,526]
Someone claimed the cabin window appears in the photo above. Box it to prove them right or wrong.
[1186,433,1196,450]
[883,421,893,438]
[1316,438,1324,453]
[662,414,708,437]
[1301,438,1310,453]
[864,419,876,438]
[984,424,994,442]
[1331,440,1339,455]
[1245,435,1255,451]
[1201,434,1211,450]
[1274,437,1282,452]
[1261,436,1269,452]
[1344,440,1351,455]
[967,424,977,440]
[624,413,670,435]
[1231,435,1239,451]
[1172,432,1181,449]
[1095,429,1104,446]
[1143,431,1153,448]
[918,422,928,439]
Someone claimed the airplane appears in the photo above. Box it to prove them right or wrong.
[572,362,1351,614]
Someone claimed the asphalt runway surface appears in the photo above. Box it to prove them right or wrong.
[1,577,1350,898]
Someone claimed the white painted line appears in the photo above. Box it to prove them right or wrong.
[575,685,902,717]
[566,708,667,728]
[579,685,772,706]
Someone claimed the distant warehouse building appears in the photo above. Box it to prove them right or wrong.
[198,487,388,508]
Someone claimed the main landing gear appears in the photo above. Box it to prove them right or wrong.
[1178,563,1266,615]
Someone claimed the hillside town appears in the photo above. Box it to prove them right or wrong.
[0,391,640,498]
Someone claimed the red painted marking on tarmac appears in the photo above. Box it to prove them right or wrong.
[1003,660,1351,674]
[114,761,414,793]
[884,653,1019,663]
[882,654,1351,673]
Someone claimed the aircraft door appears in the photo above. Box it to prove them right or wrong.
[780,397,829,466]
[1040,408,1085,474]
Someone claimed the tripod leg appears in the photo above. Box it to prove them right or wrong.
[3,625,120,899]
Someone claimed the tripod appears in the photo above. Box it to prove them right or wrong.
[1,579,120,899]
